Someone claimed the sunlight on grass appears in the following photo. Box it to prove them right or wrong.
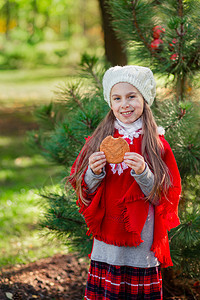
[0,68,78,107]
[0,67,77,268]
[0,155,62,190]
[0,68,74,83]
[0,136,12,146]
[0,181,67,268]
[0,229,68,267]
[0,169,14,181]
[0,133,67,268]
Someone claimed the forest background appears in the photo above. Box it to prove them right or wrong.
[0,0,200,299]
[0,0,105,267]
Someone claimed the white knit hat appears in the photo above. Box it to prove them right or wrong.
[102,65,156,107]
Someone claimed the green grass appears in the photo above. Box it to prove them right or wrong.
[0,67,78,108]
[0,134,68,268]
[0,68,73,268]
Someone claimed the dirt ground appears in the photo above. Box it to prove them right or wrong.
[0,253,200,300]
[0,253,88,300]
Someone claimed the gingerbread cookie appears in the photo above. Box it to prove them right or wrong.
[100,135,130,164]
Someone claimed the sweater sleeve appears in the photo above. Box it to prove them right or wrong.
[84,166,106,193]
[131,163,154,198]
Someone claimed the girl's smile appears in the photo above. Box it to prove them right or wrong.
[110,82,144,124]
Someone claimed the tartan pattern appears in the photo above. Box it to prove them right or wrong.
[84,260,163,300]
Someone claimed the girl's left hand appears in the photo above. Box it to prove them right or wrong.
[124,152,145,175]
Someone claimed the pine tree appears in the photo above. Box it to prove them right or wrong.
[29,55,109,256]
[105,0,200,290]
[30,55,200,275]
[108,0,200,101]
[29,0,200,295]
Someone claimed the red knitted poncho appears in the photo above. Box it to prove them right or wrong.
[71,130,181,268]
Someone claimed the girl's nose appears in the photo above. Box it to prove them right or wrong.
[121,99,129,108]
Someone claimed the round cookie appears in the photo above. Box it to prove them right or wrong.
[100,135,130,164]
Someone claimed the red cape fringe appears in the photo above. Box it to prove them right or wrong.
[71,133,181,268]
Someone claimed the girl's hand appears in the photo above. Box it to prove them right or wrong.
[89,152,106,175]
[124,152,145,175]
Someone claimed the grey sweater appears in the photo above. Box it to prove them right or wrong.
[84,164,159,268]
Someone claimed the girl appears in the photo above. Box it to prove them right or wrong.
[69,66,181,299]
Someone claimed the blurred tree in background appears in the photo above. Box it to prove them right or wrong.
[25,0,200,297]
[0,0,103,69]
[98,0,127,65]
[0,0,128,69]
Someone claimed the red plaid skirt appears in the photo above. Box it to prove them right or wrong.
[84,260,162,300]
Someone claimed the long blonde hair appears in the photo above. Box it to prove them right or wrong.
[68,101,171,205]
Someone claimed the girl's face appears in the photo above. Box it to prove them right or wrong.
[110,82,144,124]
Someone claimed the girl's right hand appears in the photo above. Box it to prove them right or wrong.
[89,152,106,175]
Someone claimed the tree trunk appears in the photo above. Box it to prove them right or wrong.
[98,0,127,66]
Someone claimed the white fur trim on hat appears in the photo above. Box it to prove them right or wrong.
[102,65,156,107]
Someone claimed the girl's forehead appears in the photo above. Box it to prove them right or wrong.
[111,82,138,94]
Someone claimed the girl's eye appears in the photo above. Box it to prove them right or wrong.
[129,95,136,99]
[114,97,120,101]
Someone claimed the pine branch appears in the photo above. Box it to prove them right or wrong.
[68,86,85,112]
[131,0,165,63]
[28,131,47,153]
[80,53,103,90]
[165,108,186,131]
[86,64,102,90]
[187,49,200,71]
[34,102,56,130]
[131,0,151,50]
[64,123,83,146]
[177,0,183,19]
[53,212,85,226]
